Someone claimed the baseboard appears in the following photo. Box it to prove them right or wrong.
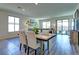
[0,32,18,40]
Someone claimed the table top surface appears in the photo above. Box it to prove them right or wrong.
[36,33,56,41]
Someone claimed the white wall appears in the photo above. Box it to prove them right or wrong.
[0,11,8,35]
[0,10,25,40]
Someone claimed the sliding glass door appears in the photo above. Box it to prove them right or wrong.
[57,20,62,34]
[62,20,68,34]
[57,20,68,35]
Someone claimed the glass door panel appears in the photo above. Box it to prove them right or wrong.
[62,20,68,34]
[57,20,62,34]
[57,20,68,35]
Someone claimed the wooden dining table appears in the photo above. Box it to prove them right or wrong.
[36,33,56,54]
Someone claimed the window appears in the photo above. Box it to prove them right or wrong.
[43,21,50,28]
[8,16,19,32]
[72,19,74,30]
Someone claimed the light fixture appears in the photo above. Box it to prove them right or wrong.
[22,9,25,11]
[35,3,38,5]
[17,6,25,11]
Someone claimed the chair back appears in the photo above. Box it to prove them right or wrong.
[27,31,37,48]
[18,31,27,44]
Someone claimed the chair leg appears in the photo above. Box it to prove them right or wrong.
[23,44,27,53]
[27,47,29,55]
[25,48,27,53]
[20,43,22,50]
[35,49,37,55]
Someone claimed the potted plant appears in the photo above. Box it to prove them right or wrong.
[32,27,39,34]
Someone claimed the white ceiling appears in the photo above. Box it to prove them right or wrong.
[0,3,78,18]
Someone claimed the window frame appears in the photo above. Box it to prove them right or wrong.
[8,16,20,32]
[42,21,50,29]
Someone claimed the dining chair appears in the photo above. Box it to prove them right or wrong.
[26,31,40,55]
[17,31,27,53]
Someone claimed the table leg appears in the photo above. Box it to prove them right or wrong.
[47,40,49,54]
[40,41,44,55]
[43,41,45,54]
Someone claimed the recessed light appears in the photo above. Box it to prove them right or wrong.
[35,3,38,5]
[17,6,25,11]
[22,9,25,11]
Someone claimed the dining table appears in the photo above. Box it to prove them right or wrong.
[36,33,56,54]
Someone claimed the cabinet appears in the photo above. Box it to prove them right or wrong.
[70,31,79,45]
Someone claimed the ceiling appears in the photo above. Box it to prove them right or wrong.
[0,3,78,18]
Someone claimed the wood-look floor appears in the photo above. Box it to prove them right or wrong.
[0,35,79,55]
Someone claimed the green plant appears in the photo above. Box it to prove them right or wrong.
[32,27,39,34]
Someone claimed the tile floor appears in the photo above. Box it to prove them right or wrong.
[0,35,78,55]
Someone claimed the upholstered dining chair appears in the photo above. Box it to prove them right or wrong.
[26,31,40,55]
[17,31,27,53]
